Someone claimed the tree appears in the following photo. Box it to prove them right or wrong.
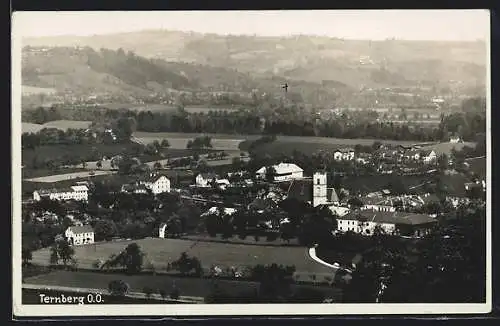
[49,239,75,267]
[22,247,33,266]
[170,252,203,276]
[111,243,145,274]
[96,161,103,169]
[347,197,364,209]
[94,220,118,242]
[161,139,170,149]
[170,287,181,300]
[153,162,162,171]
[265,166,276,183]
[108,280,129,297]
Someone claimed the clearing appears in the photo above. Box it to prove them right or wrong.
[31,238,335,275]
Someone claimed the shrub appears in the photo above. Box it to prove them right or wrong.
[108,280,129,297]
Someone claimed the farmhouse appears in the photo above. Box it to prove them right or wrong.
[256,163,304,182]
[33,184,89,202]
[121,183,150,194]
[333,148,355,161]
[201,206,238,217]
[138,174,171,194]
[195,173,219,187]
[337,210,437,238]
[421,150,437,164]
[449,135,463,143]
[65,225,95,246]
[286,172,340,207]
[360,196,396,212]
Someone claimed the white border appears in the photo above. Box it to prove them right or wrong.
[11,10,492,317]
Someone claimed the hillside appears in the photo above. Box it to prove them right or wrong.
[21,46,345,107]
[24,30,487,91]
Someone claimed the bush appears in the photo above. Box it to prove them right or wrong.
[143,286,154,298]
[108,280,129,297]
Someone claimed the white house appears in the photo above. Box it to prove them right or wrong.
[450,135,463,143]
[139,174,171,194]
[201,206,238,217]
[65,225,94,246]
[337,210,437,237]
[256,163,304,182]
[333,148,355,161]
[214,179,231,190]
[33,185,89,202]
[421,150,437,164]
[404,150,421,161]
[360,196,396,212]
[195,173,219,187]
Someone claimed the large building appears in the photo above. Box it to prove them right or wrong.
[33,184,89,202]
[286,172,340,207]
[139,174,171,194]
[256,163,304,182]
[337,210,437,238]
[333,148,355,161]
[65,225,95,246]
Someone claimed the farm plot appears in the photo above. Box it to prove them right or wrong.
[31,238,335,275]
[241,135,423,156]
[24,170,116,183]
[133,132,259,151]
[42,120,93,131]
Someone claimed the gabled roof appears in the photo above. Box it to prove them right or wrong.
[197,173,218,180]
[142,174,169,183]
[327,188,340,203]
[287,178,313,202]
[67,225,94,234]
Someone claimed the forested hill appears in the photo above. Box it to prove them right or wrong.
[24,30,486,92]
[22,46,343,106]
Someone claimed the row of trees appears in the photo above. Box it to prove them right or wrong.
[23,96,485,142]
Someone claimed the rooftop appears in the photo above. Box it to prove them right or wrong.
[67,225,94,234]
[339,210,437,226]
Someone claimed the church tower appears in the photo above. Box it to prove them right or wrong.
[312,172,328,207]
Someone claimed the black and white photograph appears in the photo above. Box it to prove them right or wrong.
[12,9,491,317]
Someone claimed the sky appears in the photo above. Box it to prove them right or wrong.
[13,10,489,41]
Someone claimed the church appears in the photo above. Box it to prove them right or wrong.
[285,172,340,207]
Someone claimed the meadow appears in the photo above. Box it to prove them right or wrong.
[22,120,93,133]
[30,238,335,275]
[98,103,240,114]
[23,270,343,302]
[22,85,57,95]
[133,131,259,151]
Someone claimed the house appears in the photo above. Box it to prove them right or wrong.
[121,183,150,194]
[421,150,437,164]
[333,148,355,161]
[195,173,219,187]
[449,135,463,143]
[404,150,421,161]
[286,172,339,207]
[33,184,89,202]
[337,210,437,237]
[214,179,230,190]
[256,163,304,182]
[359,196,396,212]
[139,174,171,194]
[65,225,94,246]
[201,206,238,217]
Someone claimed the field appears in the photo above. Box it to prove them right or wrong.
[24,170,116,183]
[22,142,146,167]
[240,136,423,156]
[23,270,343,302]
[22,85,57,95]
[133,132,259,151]
[31,238,335,275]
[419,142,476,156]
[22,120,93,133]
[98,103,239,114]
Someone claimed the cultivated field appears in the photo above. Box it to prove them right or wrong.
[133,132,259,151]
[22,120,93,133]
[24,170,116,183]
[419,142,476,156]
[22,85,57,95]
[31,238,335,275]
[98,104,239,114]
[241,136,425,156]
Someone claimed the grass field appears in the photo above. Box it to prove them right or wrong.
[31,238,335,275]
[97,104,239,114]
[24,170,116,183]
[23,270,343,302]
[22,120,93,133]
[22,85,57,95]
[241,136,422,156]
[22,142,145,167]
[419,142,476,156]
[133,132,259,151]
